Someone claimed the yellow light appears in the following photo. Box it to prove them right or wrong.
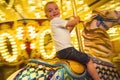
[1,52,9,56]
[35,12,41,18]
[108,27,117,33]
[0,42,6,47]
[40,46,44,49]
[110,4,115,8]
[42,0,46,5]
[16,27,24,40]
[11,42,16,45]
[0,45,6,49]
[40,50,45,53]
[29,6,36,12]
[16,35,23,40]
[0,38,5,42]
[12,52,18,55]
[78,1,84,4]
[20,44,26,49]
[9,38,15,41]
[116,7,120,10]
[0,32,19,62]
[28,0,34,4]
[0,49,8,53]
[30,43,35,49]
[39,29,56,59]
[12,48,18,51]
[39,39,44,43]
[83,4,89,11]
[3,54,10,59]
[6,55,17,62]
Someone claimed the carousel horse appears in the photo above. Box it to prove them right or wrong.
[82,10,120,80]
[82,10,120,62]
[7,10,120,80]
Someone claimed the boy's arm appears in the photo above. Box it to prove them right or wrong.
[66,16,80,32]
[66,26,74,32]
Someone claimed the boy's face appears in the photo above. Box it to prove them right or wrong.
[45,3,60,20]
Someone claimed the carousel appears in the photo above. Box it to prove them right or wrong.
[0,0,120,80]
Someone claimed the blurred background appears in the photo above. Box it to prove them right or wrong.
[0,0,120,21]
[0,0,120,80]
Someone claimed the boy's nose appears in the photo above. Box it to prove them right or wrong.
[53,10,56,13]
[53,9,57,12]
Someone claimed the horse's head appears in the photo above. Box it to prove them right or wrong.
[83,10,120,62]
[89,10,120,30]
[94,10,120,20]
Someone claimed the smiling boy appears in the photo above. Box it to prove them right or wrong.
[44,1,100,80]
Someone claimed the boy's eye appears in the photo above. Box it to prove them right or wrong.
[55,7,58,10]
[48,9,52,12]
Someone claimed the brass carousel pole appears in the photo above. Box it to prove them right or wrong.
[70,0,84,52]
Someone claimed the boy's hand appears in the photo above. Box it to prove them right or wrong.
[74,16,80,23]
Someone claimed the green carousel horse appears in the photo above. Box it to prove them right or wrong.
[7,10,120,80]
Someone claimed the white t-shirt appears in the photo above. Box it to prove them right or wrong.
[50,17,73,51]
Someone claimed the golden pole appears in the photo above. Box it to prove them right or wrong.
[71,0,84,52]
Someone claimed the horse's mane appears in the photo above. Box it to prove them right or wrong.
[82,10,120,62]
[84,10,105,26]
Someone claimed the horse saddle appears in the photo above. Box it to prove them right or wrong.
[43,58,85,75]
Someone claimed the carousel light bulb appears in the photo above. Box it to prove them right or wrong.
[42,1,46,5]
[77,7,83,12]
[0,48,7,52]
[2,33,6,36]
[43,55,47,58]
[16,30,23,34]
[84,6,89,11]
[16,28,24,35]
[30,34,36,39]
[28,0,34,4]
[6,59,12,63]
[1,52,9,56]
[39,39,44,43]
[28,26,34,30]
[30,43,35,49]
[78,0,84,4]
[35,12,41,18]
[0,43,6,47]
[29,6,36,11]
[0,47,6,50]
[3,54,10,59]
[7,56,17,62]
[1,17,6,21]
[12,51,18,55]
[18,34,23,37]
[116,6,120,10]
[63,12,67,15]
[0,38,5,42]
[20,44,26,49]
[40,46,44,50]
[11,42,16,45]
[12,55,17,58]
[109,28,117,33]
[110,4,115,8]
[17,36,23,40]
[12,48,17,51]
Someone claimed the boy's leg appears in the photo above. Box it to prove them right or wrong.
[56,47,100,80]
[87,59,101,80]
[56,47,90,65]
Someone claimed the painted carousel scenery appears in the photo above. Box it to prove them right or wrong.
[0,0,120,80]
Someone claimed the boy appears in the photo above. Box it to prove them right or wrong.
[44,1,100,80]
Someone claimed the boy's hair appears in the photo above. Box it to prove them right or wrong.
[44,1,56,13]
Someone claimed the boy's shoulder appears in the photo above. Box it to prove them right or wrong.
[51,17,62,23]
